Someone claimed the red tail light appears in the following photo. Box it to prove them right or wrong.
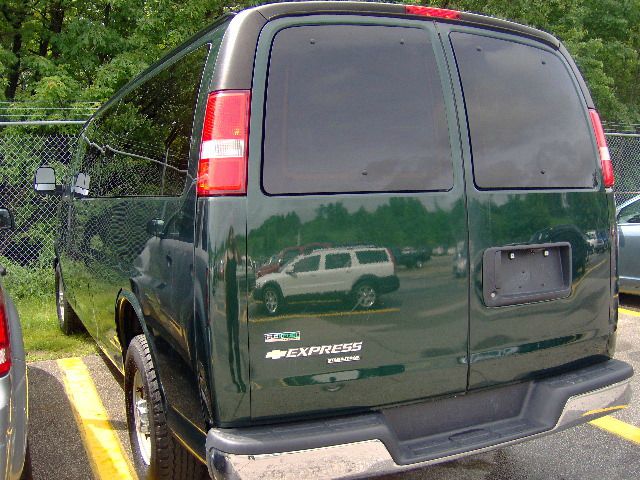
[588,109,614,188]
[0,289,12,377]
[197,90,251,196]
[405,5,461,19]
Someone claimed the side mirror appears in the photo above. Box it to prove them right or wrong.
[34,166,61,195]
[0,208,14,230]
[73,172,91,197]
[146,219,165,237]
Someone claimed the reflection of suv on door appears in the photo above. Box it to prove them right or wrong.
[254,247,399,315]
[255,242,331,278]
[33,2,632,480]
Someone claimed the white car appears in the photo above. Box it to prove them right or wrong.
[254,247,400,315]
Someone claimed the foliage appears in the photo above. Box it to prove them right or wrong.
[1,256,95,361]
[0,256,54,300]
[247,198,465,261]
[0,1,638,123]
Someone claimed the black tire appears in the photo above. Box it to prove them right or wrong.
[125,334,207,480]
[353,282,377,309]
[55,264,81,335]
[263,285,283,316]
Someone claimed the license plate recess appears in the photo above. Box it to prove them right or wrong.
[482,242,572,307]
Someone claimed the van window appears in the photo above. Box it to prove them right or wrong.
[263,24,453,194]
[450,32,596,189]
[87,45,210,197]
[355,250,389,264]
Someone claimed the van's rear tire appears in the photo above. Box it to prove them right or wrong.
[55,264,81,335]
[125,334,207,480]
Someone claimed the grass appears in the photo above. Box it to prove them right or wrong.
[1,257,96,362]
[15,297,96,362]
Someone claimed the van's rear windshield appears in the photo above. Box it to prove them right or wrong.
[262,24,453,195]
[450,32,597,189]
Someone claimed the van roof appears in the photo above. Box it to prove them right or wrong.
[249,1,560,49]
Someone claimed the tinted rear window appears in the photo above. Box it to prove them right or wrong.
[450,33,596,189]
[356,250,389,264]
[263,25,453,194]
[325,253,352,270]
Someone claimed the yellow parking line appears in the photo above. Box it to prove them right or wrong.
[590,416,640,445]
[58,357,137,480]
[619,307,640,318]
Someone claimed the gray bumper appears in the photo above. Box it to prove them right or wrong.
[206,359,632,480]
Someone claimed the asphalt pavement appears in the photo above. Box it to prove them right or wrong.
[26,298,640,480]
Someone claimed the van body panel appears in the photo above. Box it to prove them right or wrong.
[56,26,226,452]
[438,23,616,388]
[245,16,470,420]
[199,197,252,426]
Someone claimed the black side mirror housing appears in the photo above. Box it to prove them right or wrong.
[0,208,14,230]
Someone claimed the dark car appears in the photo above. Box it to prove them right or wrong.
[35,3,630,480]
[0,208,30,480]
[390,246,431,269]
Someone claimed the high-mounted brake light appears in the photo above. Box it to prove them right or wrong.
[197,90,251,196]
[588,109,614,188]
[405,5,461,19]
[0,289,12,377]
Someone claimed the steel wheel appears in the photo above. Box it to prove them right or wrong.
[132,369,151,465]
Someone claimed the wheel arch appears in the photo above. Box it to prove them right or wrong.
[352,275,379,290]
[115,290,167,407]
[262,281,284,298]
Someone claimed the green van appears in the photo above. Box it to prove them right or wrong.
[35,2,632,479]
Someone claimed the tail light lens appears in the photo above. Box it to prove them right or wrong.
[197,90,251,196]
[0,289,12,377]
[588,109,614,188]
[405,5,461,19]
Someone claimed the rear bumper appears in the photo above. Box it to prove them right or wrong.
[206,359,632,479]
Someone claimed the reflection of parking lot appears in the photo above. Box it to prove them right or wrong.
[250,255,463,320]
[27,299,640,479]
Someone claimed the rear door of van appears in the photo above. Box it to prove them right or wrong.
[246,16,470,420]
[439,24,615,389]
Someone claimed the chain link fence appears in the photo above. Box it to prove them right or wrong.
[608,133,640,205]
[0,130,77,266]
[1,129,640,266]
